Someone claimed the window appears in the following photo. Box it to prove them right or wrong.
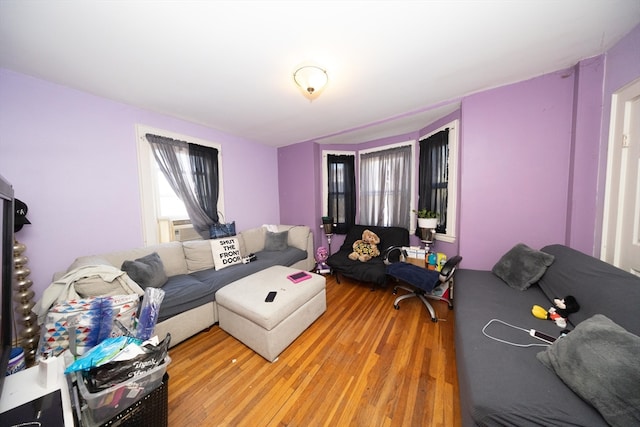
[155,161,189,219]
[323,152,356,234]
[359,142,415,228]
[136,125,224,245]
[417,120,459,242]
[322,151,356,234]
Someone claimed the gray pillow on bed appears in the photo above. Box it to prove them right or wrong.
[264,230,289,251]
[492,243,554,290]
[121,252,168,289]
[537,314,640,427]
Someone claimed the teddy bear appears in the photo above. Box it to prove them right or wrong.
[348,229,381,262]
[531,295,580,328]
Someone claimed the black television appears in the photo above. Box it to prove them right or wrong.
[0,173,15,399]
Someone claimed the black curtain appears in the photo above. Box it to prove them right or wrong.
[327,154,356,234]
[188,143,220,223]
[418,129,449,234]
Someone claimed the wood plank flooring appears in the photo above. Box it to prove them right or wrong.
[166,273,461,426]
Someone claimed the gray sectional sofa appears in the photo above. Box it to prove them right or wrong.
[454,244,640,426]
[48,225,315,348]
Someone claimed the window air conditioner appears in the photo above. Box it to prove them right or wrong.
[171,220,201,242]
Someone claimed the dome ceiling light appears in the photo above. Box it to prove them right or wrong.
[293,65,328,101]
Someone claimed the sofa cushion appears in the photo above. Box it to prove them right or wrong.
[264,230,289,251]
[93,242,188,276]
[537,314,640,426]
[491,243,554,290]
[66,255,113,272]
[240,226,266,255]
[282,225,309,251]
[182,240,215,272]
[157,274,218,322]
[121,252,168,289]
[539,245,640,335]
[210,237,242,270]
[190,246,308,291]
[62,259,145,298]
[74,274,142,298]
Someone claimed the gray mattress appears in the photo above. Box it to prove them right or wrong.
[454,269,607,427]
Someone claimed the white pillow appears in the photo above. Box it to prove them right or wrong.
[210,237,242,270]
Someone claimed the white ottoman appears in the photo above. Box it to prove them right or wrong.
[215,265,327,362]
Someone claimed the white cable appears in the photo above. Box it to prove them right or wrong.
[482,319,550,348]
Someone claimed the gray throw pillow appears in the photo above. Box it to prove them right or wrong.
[537,314,640,426]
[264,230,289,251]
[491,243,554,290]
[121,252,168,289]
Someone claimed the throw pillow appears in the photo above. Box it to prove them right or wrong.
[121,252,168,289]
[285,225,309,251]
[210,237,242,270]
[240,226,266,254]
[74,273,143,298]
[264,230,289,251]
[491,243,554,290]
[66,255,113,273]
[537,314,640,426]
[182,240,215,272]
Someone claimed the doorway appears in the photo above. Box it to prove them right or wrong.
[601,78,640,276]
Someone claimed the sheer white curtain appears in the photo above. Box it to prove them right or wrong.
[359,145,412,228]
[145,134,218,238]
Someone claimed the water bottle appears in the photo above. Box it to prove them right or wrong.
[427,252,437,270]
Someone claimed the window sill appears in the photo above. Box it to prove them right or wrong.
[436,233,456,244]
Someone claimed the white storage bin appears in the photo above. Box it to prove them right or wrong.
[77,356,171,426]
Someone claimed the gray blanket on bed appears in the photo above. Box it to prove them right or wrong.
[536,314,640,427]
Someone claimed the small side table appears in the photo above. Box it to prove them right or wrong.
[0,356,74,426]
[405,256,427,269]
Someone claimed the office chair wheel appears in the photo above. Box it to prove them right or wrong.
[431,317,438,323]
[394,304,400,310]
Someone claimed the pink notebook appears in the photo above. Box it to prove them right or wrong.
[287,271,312,283]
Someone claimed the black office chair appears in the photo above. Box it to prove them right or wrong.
[387,255,462,322]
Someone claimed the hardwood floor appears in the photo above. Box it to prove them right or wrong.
[166,273,461,426]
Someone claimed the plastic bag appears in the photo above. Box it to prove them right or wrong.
[136,287,165,340]
[84,333,171,392]
[64,335,140,374]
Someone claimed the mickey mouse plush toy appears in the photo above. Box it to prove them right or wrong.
[532,296,580,328]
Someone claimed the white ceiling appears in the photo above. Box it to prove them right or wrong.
[1,1,639,147]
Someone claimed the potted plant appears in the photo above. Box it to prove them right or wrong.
[413,209,438,229]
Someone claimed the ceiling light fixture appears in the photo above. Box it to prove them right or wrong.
[293,65,328,101]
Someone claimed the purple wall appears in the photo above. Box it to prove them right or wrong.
[566,56,604,254]
[278,21,639,271]
[277,140,321,245]
[0,69,280,299]
[459,71,574,269]
[2,24,638,299]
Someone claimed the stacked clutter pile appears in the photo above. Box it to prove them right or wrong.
[63,288,170,426]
